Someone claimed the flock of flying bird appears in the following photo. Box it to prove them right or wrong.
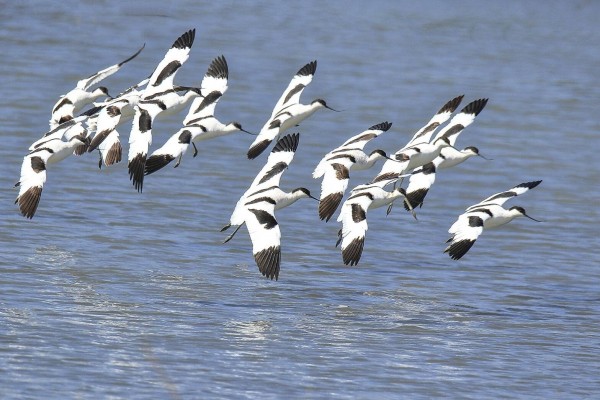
[14,29,542,280]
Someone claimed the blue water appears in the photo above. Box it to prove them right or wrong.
[1,1,599,398]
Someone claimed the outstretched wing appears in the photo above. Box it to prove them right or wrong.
[183,55,229,125]
[431,98,488,146]
[336,189,375,266]
[76,44,145,90]
[445,211,491,260]
[245,198,281,280]
[403,95,464,148]
[144,29,196,97]
[466,180,542,211]
[270,60,317,119]
[246,133,300,192]
[15,151,51,219]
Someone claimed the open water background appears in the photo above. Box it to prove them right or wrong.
[1,1,599,398]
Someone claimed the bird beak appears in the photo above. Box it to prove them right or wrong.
[325,104,342,112]
[309,193,319,201]
[240,128,258,136]
[477,153,493,161]
[524,213,542,223]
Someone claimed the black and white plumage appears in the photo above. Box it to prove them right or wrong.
[145,55,252,175]
[437,146,488,170]
[49,44,145,129]
[29,117,89,152]
[373,98,488,183]
[313,121,393,222]
[247,60,337,159]
[15,135,90,219]
[86,77,150,168]
[445,180,542,260]
[403,95,464,149]
[127,29,200,192]
[336,179,416,266]
[400,146,491,211]
[222,133,316,280]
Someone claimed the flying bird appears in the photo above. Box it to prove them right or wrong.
[247,60,338,159]
[445,180,542,260]
[222,133,317,280]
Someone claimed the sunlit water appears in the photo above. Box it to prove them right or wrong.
[1,1,599,398]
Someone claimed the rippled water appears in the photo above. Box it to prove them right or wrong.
[1,1,599,398]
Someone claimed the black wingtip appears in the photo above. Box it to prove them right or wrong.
[438,95,464,114]
[518,180,542,190]
[255,246,281,280]
[297,60,317,77]
[247,139,272,159]
[461,98,488,116]
[173,28,196,50]
[444,239,475,260]
[128,154,146,192]
[206,55,228,79]
[144,154,175,175]
[368,121,392,132]
[342,237,364,266]
[272,133,300,154]
[319,192,343,222]
[404,189,428,211]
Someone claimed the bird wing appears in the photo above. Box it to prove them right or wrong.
[246,133,300,191]
[245,198,282,280]
[144,29,195,97]
[445,210,491,260]
[317,156,355,222]
[466,180,542,211]
[15,150,51,219]
[403,161,438,210]
[431,98,488,146]
[403,95,464,149]
[336,190,375,266]
[145,128,193,175]
[76,44,145,90]
[183,55,229,125]
[338,121,392,150]
[269,60,317,119]
[88,100,127,151]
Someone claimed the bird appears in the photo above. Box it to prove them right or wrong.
[144,55,253,175]
[312,121,394,222]
[437,145,490,170]
[247,60,338,159]
[373,97,488,183]
[49,44,145,129]
[336,179,416,266]
[403,95,464,149]
[222,133,317,280]
[398,146,492,212]
[127,29,201,192]
[445,180,542,260]
[86,77,150,168]
[15,134,90,219]
[29,117,89,152]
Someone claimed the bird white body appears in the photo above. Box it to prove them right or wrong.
[313,121,393,221]
[49,44,145,129]
[445,180,542,260]
[15,135,89,219]
[127,29,198,192]
[247,60,335,159]
[145,56,251,175]
[336,179,414,266]
[437,146,482,170]
[223,133,315,280]
[374,98,488,183]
